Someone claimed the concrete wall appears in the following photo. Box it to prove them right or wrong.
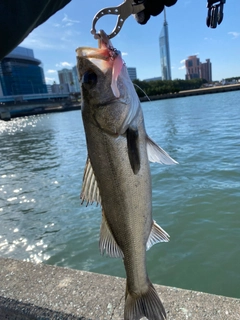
[0,258,239,319]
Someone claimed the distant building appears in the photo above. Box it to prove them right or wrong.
[185,55,212,82]
[185,55,201,80]
[127,67,137,81]
[159,7,171,80]
[0,82,3,97]
[46,84,52,93]
[143,77,162,82]
[51,83,70,94]
[58,67,81,93]
[201,59,212,83]
[0,46,47,96]
[72,66,80,92]
[58,68,74,92]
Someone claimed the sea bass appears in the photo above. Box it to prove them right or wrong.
[76,30,177,320]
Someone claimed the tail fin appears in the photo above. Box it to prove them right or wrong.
[124,282,167,320]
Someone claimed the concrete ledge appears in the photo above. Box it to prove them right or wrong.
[0,258,239,319]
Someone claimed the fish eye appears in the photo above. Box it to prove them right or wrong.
[82,71,97,86]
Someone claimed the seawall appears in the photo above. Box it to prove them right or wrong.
[0,101,80,121]
[140,83,240,102]
[0,257,239,319]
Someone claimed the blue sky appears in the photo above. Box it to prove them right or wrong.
[21,0,240,84]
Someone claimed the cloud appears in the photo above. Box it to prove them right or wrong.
[56,62,73,68]
[45,77,57,84]
[178,65,185,70]
[20,27,69,51]
[122,52,128,56]
[228,32,240,39]
[47,69,57,73]
[62,14,80,26]
[178,59,185,70]
[21,35,55,50]
[204,37,213,41]
[60,29,74,42]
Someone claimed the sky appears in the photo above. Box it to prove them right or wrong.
[20,0,240,84]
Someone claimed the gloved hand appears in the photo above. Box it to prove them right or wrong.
[134,0,178,24]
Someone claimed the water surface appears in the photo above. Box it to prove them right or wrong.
[0,91,239,298]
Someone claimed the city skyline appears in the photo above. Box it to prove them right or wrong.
[17,1,240,83]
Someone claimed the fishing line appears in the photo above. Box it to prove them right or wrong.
[133,83,151,101]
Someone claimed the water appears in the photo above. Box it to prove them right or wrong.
[1,91,240,299]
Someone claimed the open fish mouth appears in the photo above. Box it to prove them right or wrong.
[76,30,124,98]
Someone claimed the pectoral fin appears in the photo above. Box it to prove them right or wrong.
[80,156,101,205]
[99,211,124,258]
[126,127,140,174]
[147,135,178,165]
[146,221,170,250]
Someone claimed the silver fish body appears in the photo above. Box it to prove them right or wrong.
[76,31,177,320]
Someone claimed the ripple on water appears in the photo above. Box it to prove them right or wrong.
[1,93,240,298]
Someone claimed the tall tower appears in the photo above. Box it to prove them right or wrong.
[159,7,171,80]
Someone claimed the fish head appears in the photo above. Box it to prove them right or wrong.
[76,30,140,135]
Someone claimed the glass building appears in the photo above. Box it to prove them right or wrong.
[0,46,47,96]
[127,67,137,81]
[159,7,171,80]
[72,66,81,93]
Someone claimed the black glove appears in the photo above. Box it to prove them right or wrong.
[135,0,178,25]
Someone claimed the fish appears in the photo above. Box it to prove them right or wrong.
[76,30,177,320]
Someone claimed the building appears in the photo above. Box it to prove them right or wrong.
[46,84,52,93]
[201,59,212,83]
[51,83,70,94]
[159,7,171,80]
[58,68,74,91]
[58,67,81,93]
[72,66,80,92]
[185,55,212,82]
[143,77,162,82]
[127,67,137,81]
[185,55,201,80]
[0,46,47,96]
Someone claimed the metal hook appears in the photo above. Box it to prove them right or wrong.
[91,0,145,39]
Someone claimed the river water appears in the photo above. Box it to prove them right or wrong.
[0,91,240,299]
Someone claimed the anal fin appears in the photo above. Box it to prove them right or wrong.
[99,210,124,258]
